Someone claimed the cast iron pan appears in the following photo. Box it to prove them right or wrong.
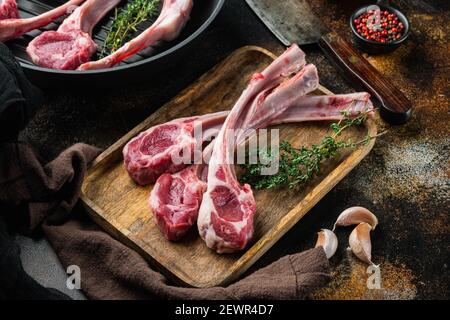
[6,0,224,88]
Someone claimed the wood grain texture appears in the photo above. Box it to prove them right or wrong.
[318,31,412,115]
[80,46,377,288]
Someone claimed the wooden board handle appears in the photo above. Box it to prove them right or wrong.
[318,31,412,124]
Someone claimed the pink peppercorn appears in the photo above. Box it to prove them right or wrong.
[353,9,405,43]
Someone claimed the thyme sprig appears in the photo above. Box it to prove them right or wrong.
[100,0,161,57]
[239,108,382,190]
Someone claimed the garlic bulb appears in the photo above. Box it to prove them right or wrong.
[333,206,378,231]
[315,229,338,259]
[349,222,373,264]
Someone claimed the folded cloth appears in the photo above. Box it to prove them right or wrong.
[0,142,100,299]
[0,142,101,230]
[0,43,330,300]
[0,142,329,299]
[0,215,70,300]
[44,217,330,299]
[0,43,43,141]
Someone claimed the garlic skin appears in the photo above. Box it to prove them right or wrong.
[315,229,338,259]
[349,222,373,264]
[333,206,378,231]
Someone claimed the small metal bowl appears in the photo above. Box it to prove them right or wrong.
[349,4,410,54]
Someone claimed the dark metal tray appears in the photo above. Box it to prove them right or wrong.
[6,0,224,87]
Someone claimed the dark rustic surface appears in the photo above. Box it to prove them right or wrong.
[18,0,449,299]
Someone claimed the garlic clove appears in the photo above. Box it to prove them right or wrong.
[349,222,373,264]
[315,228,338,259]
[333,206,378,231]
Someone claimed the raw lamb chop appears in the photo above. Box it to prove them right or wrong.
[149,142,213,241]
[144,44,304,241]
[197,46,321,254]
[151,165,208,240]
[0,0,18,20]
[271,92,375,123]
[0,0,85,42]
[123,111,228,186]
[150,92,373,241]
[236,64,320,143]
[27,0,121,70]
[78,0,193,70]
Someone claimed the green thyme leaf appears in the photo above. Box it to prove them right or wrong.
[100,0,161,58]
[239,108,376,190]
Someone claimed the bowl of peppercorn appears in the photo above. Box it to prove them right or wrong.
[350,3,410,54]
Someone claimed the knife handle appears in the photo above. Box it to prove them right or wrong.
[318,31,412,124]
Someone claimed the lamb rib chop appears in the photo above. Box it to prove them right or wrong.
[150,92,373,241]
[195,46,321,254]
[123,111,228,186]
[78,0,193,70]
[145,44,304,242]
[130,46,306,185]
[271,92,375,123]
[0,0,85,42]
[149,142,214,241]
[27,0,121,70]
[0,0,18,20]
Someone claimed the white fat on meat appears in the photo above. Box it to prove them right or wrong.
[78,0,193,70]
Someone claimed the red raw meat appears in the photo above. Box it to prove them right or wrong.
[197,45,323,254]
[0,0,85,42]
[149,92,373,241]
[0,0,19,20]
[123,111,228,186]
[149,143,212,241]
[150,165,207,241]
[270,92,375,123]
[27,0,120,70]
[78,0,193,70]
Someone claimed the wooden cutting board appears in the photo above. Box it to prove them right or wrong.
[81,46,377,288]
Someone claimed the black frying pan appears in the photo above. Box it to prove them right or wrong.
[6,0,224,88]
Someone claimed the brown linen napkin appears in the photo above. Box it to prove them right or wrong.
[0,141,330,299]
[0,142,101,230]
[44,217,330,299]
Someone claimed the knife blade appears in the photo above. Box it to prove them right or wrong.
[246,0,412,124]
[246,0,328,46]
